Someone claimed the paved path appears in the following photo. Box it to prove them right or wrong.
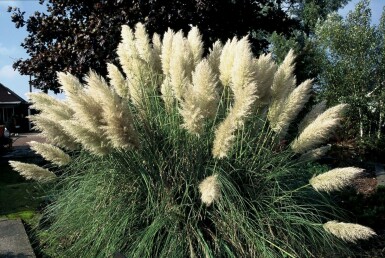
[12,133,46,148]
[0,219,35,257]
[2,133,46,160]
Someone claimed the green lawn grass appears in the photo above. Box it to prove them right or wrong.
[0,162,45,221]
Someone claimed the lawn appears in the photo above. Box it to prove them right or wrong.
[0,161,45,222]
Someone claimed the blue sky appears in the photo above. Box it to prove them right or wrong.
[0,0,384,101]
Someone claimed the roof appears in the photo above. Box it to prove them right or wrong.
[0,83,27,105]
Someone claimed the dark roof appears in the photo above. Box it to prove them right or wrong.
[0,83,27,104]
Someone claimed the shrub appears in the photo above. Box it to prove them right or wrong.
[10,23,376,257]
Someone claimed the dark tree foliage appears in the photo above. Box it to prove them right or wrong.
[9,0,301,93]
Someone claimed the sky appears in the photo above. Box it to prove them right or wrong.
[0,0,384,101]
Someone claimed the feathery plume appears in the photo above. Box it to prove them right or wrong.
[27,92,74,121]
[161,76,175,110]
[29,141,71,166]
[118,25,139,78]
[219,37,238,87]
[100,94,140,150]
[270,49,296,99]
[187,26,204,66]
[207,40,223,79]
[323,221,376,242]
[9,161,56,182]
[213,81,257,158]
[310,167,363,192]
[298,100,327,132]
[299,145,331,162]
[161,28,175,76]
[27,92,76,149]
[199,175,221,206]
[85,70,140,150]
[29,114,78,150]
[179,60,219,135]
[190,60,219,119]
[85,70,112,103]
[57,71,83,95]
[107,63,129,99]
[58,72,104,133]
[254,53,277,106]
[60,120,111,156]
[117,24,152,106]
[169,31,190,100]
[291,104,348,153]
[230,36,256,98]
[267,50,297,128]
[134,23,154,67]
[159,30,176,108]
[271,79,313,137]
[152,32,162,73]
[212,117,237,158]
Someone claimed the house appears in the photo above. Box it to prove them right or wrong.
[0,83,30,133]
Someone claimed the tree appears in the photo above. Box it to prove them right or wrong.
[315,0,385,141]
[269,0,350,83]
[9,0,301,93]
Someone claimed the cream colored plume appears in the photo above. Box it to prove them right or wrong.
[323,221,376,242]
[299,145,331,162]
[27,92,74,121]
[161,28,175,76]
[270,79,313,138]
[187,26,204,66]
[213,36,258,158]
[160,77,174,110]
[134,23,155,68]
[207,40,223,78]
[310,167,363,192]
[99,93,140,150]
[230,36,256,99]
[199,174,221,206]
[85,71,140,150]
[27,92,76,150]
[298,100,327,132]
[29,141,71,166]
[9,161,56,182]
[213,81,257,158]
[60,120,111,156]
[58,72,104,134]
[169,31,191,100]
[270,49,296,99]
[118,24,139,77]
[253,53,277,106]
[212,117,237,158]
[267,50,297,129]
[179,59,219,135]
[291,104,348,154]
[152,32,162,73]
[29,114,78,150]
[107,63,129,99]
[219,37,238,87]
[117,24,153,107]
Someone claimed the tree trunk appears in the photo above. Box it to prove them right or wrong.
[359,107,364,139]
[378,100,383,139]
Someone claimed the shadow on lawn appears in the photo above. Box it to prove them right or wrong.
[0,161,46,216]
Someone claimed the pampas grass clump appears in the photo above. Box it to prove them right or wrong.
[13,23,376,257]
